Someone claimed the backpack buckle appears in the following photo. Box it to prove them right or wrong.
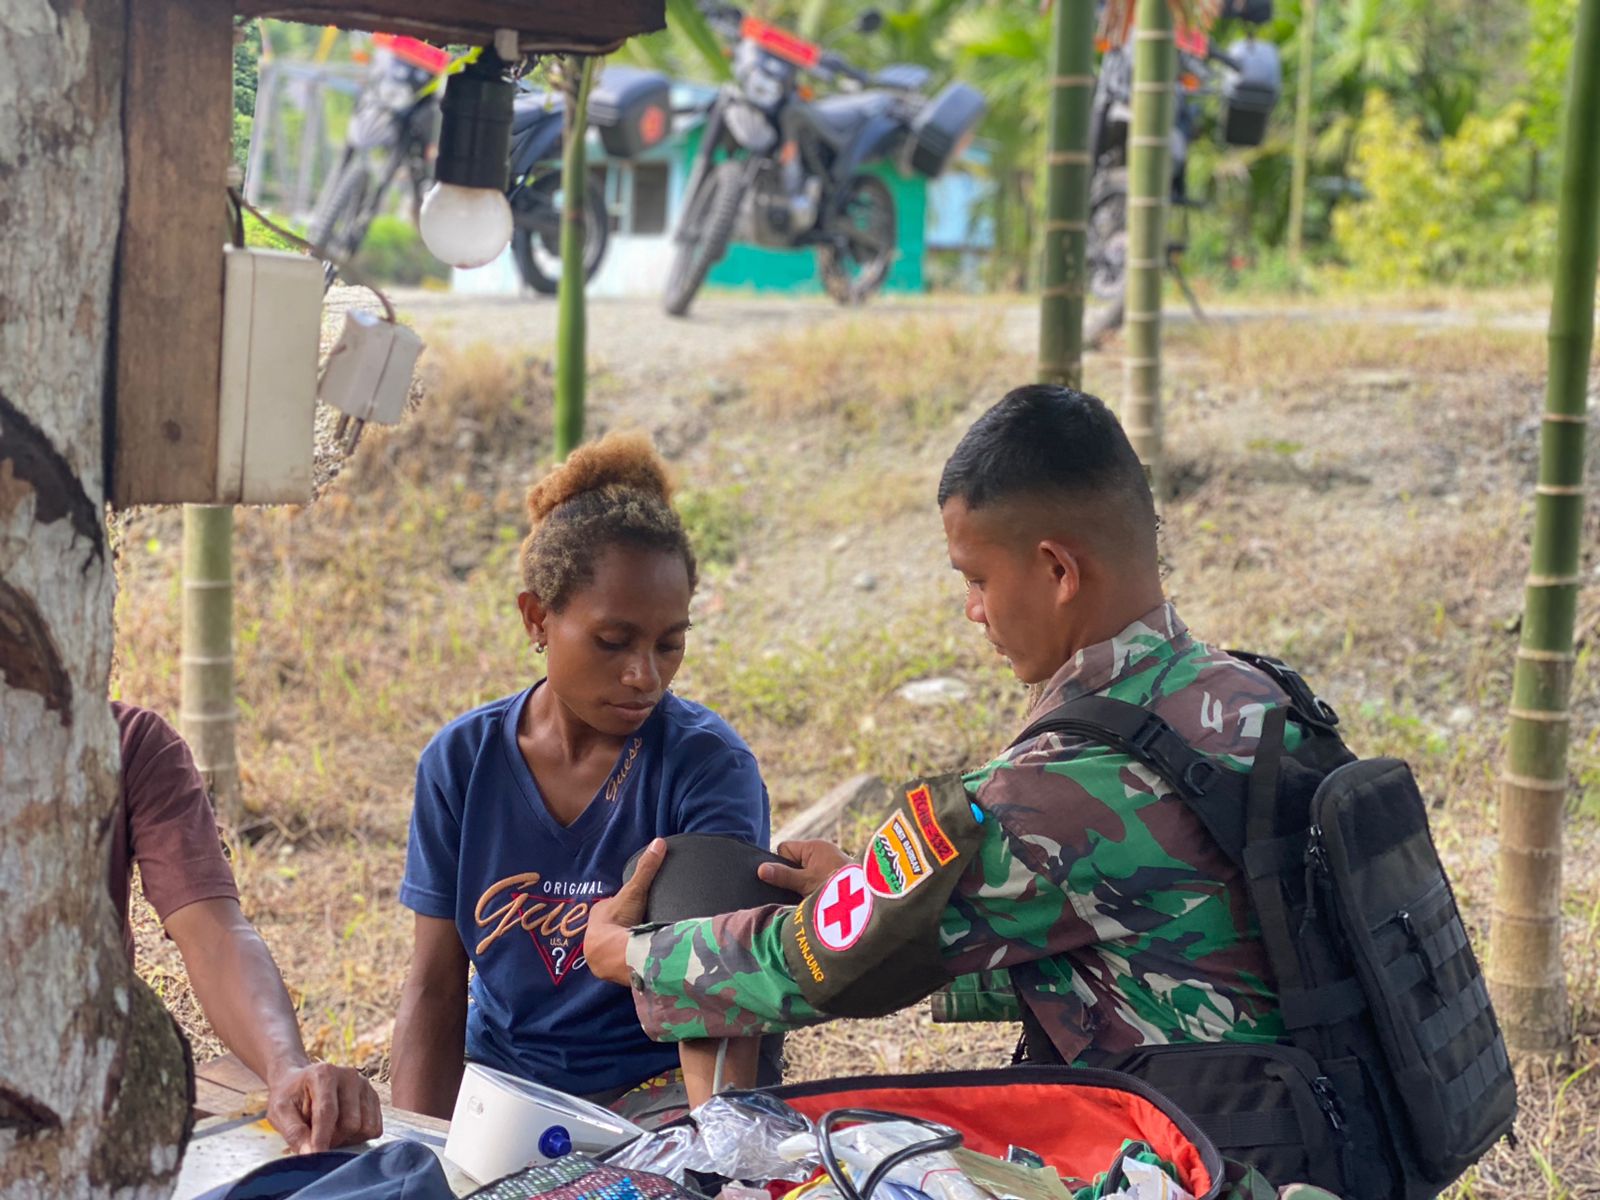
[1239,652,1341,729]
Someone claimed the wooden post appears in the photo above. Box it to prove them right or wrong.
[1123,0,1175,491]
[1037,0,1097,389]
[182,504,240,823]
[1488,0,1600,1058]
[112,0,233,507]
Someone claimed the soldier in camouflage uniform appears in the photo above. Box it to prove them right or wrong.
[586,385,1303,1124]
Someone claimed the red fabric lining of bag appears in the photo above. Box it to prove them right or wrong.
[783,1081,1212,1195]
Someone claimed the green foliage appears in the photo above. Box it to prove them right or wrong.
[242,208,304,253]
[676,485,752,568]
[1331,94,1554,286]
[351,215,450,287]
[1527,0,1582,151]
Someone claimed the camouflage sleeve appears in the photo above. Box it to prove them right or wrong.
[936,754,1117,975]
[625,904,828,1041]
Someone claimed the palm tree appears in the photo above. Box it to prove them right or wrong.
[1038,0,1097,389]
[554,56,598,460]
[1487,0,1599,1058]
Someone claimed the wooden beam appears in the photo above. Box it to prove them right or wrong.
[232,0,666,53]
[112,0,233,506]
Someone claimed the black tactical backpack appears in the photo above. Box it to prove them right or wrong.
[1010,652,1516,1200]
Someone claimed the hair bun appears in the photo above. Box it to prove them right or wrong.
[525,431,674,528]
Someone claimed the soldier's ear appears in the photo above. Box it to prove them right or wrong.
[1038,539,1080,607]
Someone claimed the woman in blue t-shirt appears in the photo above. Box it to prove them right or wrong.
[391,432,771,1120]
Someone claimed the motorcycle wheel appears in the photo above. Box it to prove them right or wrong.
[818,174,896,306]
[308,154,374,288]
[1087,167,1128,304]
[511,173,609,296]
[664,160,745,318]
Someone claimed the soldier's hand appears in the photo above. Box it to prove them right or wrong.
[585,838,667,986]
[758,840,852,897]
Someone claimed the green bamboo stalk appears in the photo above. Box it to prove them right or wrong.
[666,0,733,83]
[1123,0,1175,491]
[554,56,598,461]
[1286,0,1317,266]
[1488,0,1600,1059]
[181,503,239,823]
[1038,0,1097,389]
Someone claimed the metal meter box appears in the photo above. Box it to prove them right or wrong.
[216,247,321,503]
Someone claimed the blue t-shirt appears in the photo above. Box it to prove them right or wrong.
[399,686,770,1096]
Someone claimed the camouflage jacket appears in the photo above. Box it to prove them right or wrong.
[626,603,1295,1062]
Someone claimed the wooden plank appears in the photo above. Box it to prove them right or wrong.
[196,1053,267,1096]
[233,0,665,53]
[111,0,232,506]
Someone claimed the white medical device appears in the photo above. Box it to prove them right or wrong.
[443,1063,645,1184]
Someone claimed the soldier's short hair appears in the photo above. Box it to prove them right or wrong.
[937,385,1157,551]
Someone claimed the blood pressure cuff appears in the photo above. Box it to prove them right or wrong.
[778,774,984,1018]
[623,833,796,923]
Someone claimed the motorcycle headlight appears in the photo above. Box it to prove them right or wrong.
[742,70,784,109]
[724,103,777,153]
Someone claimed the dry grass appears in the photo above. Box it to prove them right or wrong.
[114,302,1600,1197]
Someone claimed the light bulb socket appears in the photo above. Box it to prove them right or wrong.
[436,55,514,192]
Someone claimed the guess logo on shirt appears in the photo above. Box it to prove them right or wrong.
[475,873,611,986]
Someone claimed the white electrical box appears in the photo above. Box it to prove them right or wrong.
[216,246,322,503]
[319,310,424,426]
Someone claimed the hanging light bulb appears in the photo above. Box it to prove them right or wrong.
[420,50,515,269]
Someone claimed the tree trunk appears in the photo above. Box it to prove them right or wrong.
[1123,0,1175,490]
[1488,0,1600,1059]
[554,56,598,461]
[1287,0,1317,265]
[1038,0,1097,390]
[182,504,240,824]
[0,1,193,1194]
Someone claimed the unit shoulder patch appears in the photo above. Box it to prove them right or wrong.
[864,810,934,897]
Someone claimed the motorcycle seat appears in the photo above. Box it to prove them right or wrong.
[512,93,561,136]
[806,92,895,145]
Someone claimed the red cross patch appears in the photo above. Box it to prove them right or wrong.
[814,864,873,952]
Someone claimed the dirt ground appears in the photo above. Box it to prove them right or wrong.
[114,287,1600,1197]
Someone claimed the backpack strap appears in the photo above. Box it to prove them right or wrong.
[1225,650,1342,733]
[1009,694,1250,867]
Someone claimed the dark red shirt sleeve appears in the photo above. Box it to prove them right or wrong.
[114,702,240,924]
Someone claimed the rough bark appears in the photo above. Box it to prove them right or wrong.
[0,1,194,1194]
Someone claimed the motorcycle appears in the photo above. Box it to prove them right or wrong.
[664,5,985,317]
[1085,0,1281,338]
[309,36,669,293]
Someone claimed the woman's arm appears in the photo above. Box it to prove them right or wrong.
[390,914,470,1119]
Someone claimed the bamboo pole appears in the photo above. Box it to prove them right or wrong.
[554,56,597,461]
[1488,0,1600,1059]
[1123,0,1175,491]
[180,503,239,823]
[1286,0,1317,266]
[1038,0,1097,389]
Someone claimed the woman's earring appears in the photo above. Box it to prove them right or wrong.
[535,636,547,654]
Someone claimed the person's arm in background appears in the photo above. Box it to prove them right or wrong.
[119,704,381,1153]
[393,744,469,1117]
[390,914,470,1118]
[164,899,382,1151]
